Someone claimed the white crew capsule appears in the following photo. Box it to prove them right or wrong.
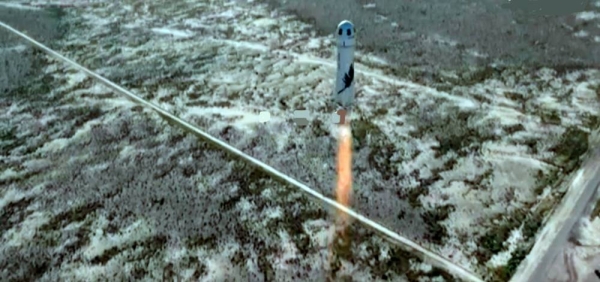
[333,20,356,111]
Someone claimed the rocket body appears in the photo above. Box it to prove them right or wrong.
[334,20,356,111]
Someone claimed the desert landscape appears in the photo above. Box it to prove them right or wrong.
[2,0,600,281]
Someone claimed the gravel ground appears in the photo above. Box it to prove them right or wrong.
[1,1,600,281]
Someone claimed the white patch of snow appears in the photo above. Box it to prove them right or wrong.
[0,44,28,53]
[0,168,20,182]
[83,219,154,261]
[363,3,376,9]
[251,18,278,28]
[576,11,600,21]
[182,18,211,29]
[3,211,50,247]
[151,27,195,39]
[0,2,41,10]
[574,30,589,38]
[489,228,523,267]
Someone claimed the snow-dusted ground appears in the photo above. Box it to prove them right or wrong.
[1,0,600,281]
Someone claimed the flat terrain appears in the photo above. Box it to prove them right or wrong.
[0,2,65,94]
[1,0,600,281]
[262,0,600,77]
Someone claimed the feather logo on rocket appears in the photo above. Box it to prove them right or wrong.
[337,64,354,95]
[334,20,356,111]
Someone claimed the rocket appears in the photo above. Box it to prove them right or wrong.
[333,20,356,113]
[330,21,355,263]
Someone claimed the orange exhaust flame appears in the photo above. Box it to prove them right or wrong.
[335,123,353,233]
[326,109,354,278]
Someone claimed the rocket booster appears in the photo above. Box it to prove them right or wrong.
[333,20,356,110]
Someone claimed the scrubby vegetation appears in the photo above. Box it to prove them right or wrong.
[2,0,600,281]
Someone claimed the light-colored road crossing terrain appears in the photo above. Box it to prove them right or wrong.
[1,0,600,281]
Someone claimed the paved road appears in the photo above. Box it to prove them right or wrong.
[511,148,600,282]
[262,0,600,76]
[0,3,64,94]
